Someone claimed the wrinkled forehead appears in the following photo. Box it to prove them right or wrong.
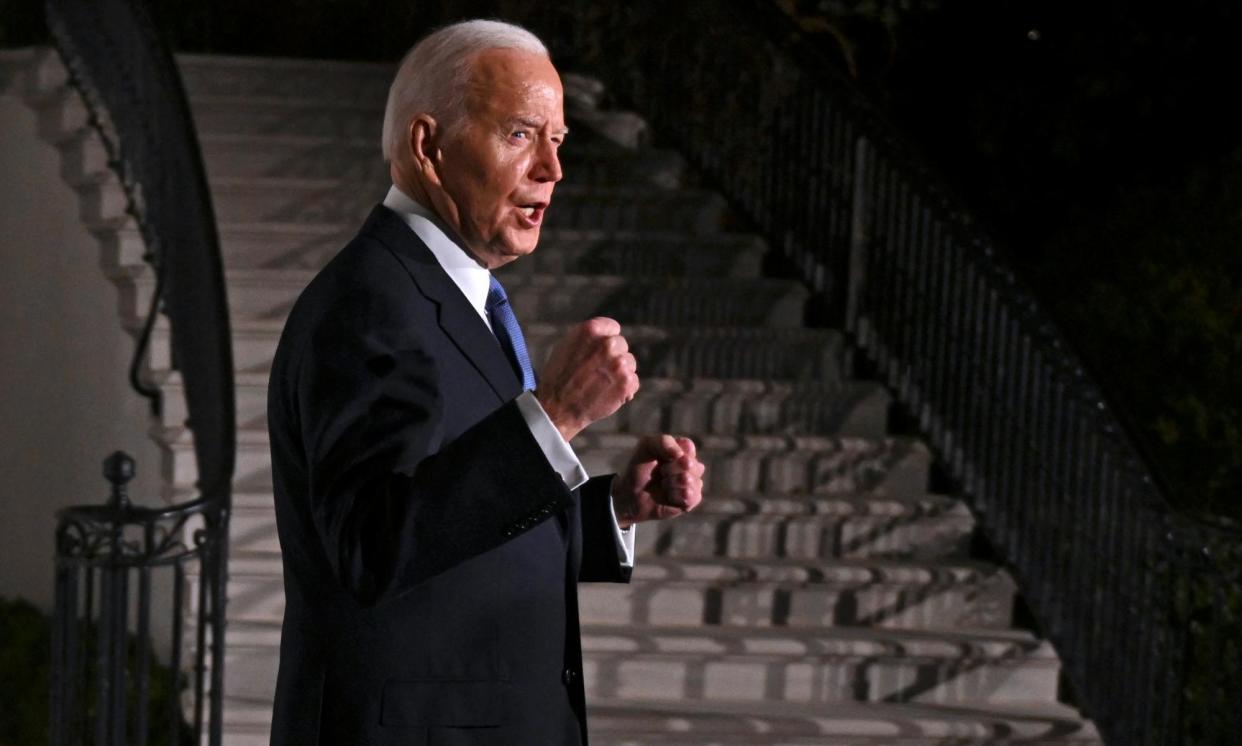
[463,48,564,121]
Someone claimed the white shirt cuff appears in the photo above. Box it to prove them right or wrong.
[514,391,634,567]
[514,390,589,489]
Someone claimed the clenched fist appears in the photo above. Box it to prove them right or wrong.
[614,435,705,528]
[535,317,639,442]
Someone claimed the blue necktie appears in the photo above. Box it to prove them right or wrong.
[486,276,537,391]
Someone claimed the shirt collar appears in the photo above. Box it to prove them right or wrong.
[383,185,492,326]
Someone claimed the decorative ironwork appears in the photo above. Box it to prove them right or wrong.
[488,1,1241,743]
[51,453,228,746]
[44,0,234,743]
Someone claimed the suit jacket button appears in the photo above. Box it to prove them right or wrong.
[562,667,578,686]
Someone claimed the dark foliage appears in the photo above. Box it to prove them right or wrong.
[0,597,52,746]
[0,596,192,746]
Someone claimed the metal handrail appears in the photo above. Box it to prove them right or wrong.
[44,0,235,501]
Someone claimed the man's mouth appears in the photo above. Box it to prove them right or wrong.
[516,201,548,227]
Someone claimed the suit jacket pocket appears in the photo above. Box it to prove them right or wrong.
[380,678,511,728]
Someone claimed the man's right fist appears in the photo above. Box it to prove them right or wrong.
[535,317,639,442]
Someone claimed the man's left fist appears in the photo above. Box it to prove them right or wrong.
[614,435,705,528]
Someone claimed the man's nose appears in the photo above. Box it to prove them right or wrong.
[531,139,562,183]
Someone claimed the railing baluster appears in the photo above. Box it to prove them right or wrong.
[135,564,152,746]
[911,202,932,423]
[50,562,76,746]
[845,136,870,337]
[995,301,1016,546]
[209,520,229,746]
[171,560,185,745]
[927,225,949,447]
[96,564,113,745]
[980,285,1002,523]
[81,564,93,742]
[110,564,128,746]
[194,546,210,736]
[943,236,966,470]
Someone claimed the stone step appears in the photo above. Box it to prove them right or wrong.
[537,186,725,233]
[134,269,808,328]
[22,60,639,198]
[501,274,808,327]
[217,490,968,561]
[209,551,1011,631]
[581,377,889,440]
[0,48,38,95]
[40,76,660,194]
[15,63,351,148]
[184,90,643,148]
[176,53,392,104]
[147,318,848,383]
[185,94,380,139]
[107,222,766,276]
[578,559,1013,629]
[587,699,1102,745]
[176,55,611,116]
[198,133,386,182]
[580,625,1060,707]
[23,79,90,147]
[495,229,766,279]
[194,132,685,188]
[633,494,971,562]
[161,426,929,496]
[588,433,931,498]
[213,696,1100,746]
[160,369,888,438]
[215,621,1060,706]
[84,175,727,231]
[559,144,685,188]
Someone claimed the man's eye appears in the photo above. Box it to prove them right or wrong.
[511,130,529,140]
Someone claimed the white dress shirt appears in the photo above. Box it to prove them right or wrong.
[383,185,636,566]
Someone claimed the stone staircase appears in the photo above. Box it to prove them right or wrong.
[5,49,1102,745]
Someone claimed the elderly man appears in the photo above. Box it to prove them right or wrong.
[266,19,705,746]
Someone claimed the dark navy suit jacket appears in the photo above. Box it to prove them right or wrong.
[267,205,630,745]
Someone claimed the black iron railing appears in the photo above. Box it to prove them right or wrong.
[45,0,234,743]
[497,1,1241,744]
[51,453,227,746]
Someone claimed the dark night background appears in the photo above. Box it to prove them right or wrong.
[798,0,1242,521]
[1,0,1238,520]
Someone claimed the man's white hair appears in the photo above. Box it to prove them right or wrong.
[381,19,549,163]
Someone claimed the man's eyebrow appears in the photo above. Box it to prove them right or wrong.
[511,117,569,135]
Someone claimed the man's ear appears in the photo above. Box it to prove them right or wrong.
[407,114,443,187]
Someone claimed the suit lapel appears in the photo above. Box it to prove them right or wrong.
[362,205,569,534]
[360,205,523,402]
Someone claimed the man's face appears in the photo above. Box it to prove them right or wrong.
[428,48,566,269]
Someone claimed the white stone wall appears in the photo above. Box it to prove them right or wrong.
[0,91,162,613]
